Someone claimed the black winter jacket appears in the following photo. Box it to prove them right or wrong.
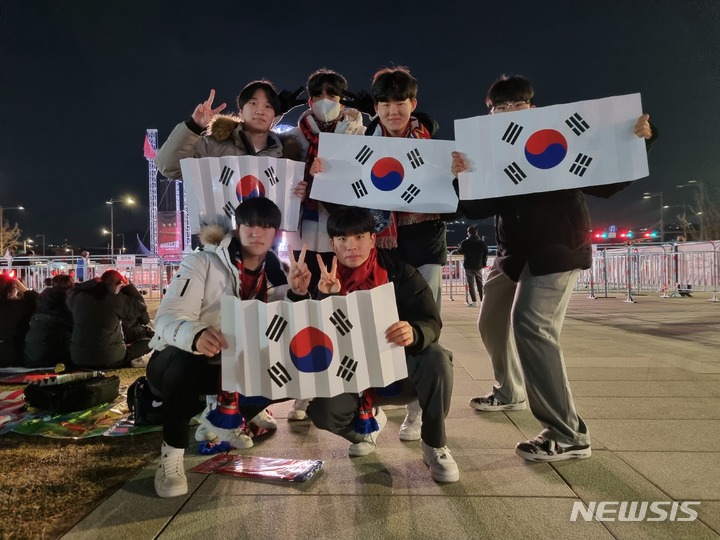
[24,287,73,368]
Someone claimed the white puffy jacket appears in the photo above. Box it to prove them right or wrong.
[149,218,289,356]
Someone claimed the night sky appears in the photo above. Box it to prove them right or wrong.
[1,0,719,252]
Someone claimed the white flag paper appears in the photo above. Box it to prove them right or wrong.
[312,133,458,212]
[221,282,408,399]
[180,156,304,232]
[454,94,649,200]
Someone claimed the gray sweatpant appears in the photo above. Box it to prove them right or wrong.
[478,265,589,446]
[307,342,453,449]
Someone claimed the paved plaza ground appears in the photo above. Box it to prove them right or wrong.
[63,291,720,540]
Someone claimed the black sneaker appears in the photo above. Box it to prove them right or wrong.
[469,394,527,412]
[515,436,591,462]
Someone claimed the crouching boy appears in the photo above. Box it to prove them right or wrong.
[306,206,459,483]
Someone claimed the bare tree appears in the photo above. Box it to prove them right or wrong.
[689,183,720,241]
[0,222,21,254]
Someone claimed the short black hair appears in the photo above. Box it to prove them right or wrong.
[236,79,281,115]
[327,207,376,238]
[486,75,534,109]
[467,225,478,236]
[371,66,418,103]
[235,197,281,230]
[307,68,348,99]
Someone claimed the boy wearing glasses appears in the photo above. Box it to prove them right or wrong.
[451,75,656,462]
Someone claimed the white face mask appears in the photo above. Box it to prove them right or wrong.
[311,98,341,122]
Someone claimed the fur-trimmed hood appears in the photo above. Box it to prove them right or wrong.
[205,114,302,161]
[198,214,233,247]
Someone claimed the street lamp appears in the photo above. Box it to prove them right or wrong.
[643,192,664,241]
[35,234,46,256]
[0,205,24,254]
[106,197,135,256]
[65,247,74,263]
[117,233,126,253]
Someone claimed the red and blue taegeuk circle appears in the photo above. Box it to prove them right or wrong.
[235,175,266,202]
[289,327,334,373]
[524,129,568,170]
[370,157,404,191]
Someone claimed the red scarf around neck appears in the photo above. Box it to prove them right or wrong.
[337,247,388,295]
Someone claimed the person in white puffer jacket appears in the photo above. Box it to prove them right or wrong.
[147,198,312,498]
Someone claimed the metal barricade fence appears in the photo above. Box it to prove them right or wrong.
[576,241,719,301]
[0,254,183,300]
[442,252,494,303]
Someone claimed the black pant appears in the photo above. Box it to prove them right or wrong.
[146,347,270,448]
[307,343,454,449]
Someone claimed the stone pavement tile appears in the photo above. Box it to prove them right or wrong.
[550,450,720,539]
[163,494,613,540]
[570,380,720,398]
[443,415,527,450]
[614,451,720,500]
[451,350,494,380]
[587,420,720,451]
[698,502,720,536]
[192,447,574,498]
[563,356,678,368]
[566,366,709,381]
[450,377,492,397]
[575,397,720,420]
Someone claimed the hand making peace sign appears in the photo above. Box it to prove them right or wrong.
[288,244,312,296]
[191,89,227,129]
[317,254,341,295]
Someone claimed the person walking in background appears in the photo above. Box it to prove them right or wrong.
[456,225,488,307]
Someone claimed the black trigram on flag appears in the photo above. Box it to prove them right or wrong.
[352,179,368,199]
[268,362,292,387]
[265,314,288,342]
[503,162,527,185]
[501,122,524,145]
[406,148,425,169]
[565,113,590,136]
[569,153,593,177]
[355,145,374,165]
[264,166,279,186]
[336,355,358,382]
[329,309,353,336]
[222,201,236,219]
[401,184,421,203]
[219,166,234,186]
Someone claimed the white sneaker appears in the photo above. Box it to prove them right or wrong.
[287,399,310,421]
[130,352,152,368]
[348,407,387,457]
[249,409,278,430]
[399,400,422,441]
[199,413,253,449]
[154,442,188,498]
[421,441,460,483]
[194,424,220,444]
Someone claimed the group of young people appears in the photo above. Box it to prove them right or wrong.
[148,66,656,498]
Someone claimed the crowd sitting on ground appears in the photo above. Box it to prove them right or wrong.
[0,269,153,369]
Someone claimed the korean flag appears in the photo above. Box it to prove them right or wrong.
[180,155,304,233]
[454,93,650,200]
[220,283,408,399]
[311,133,458,213]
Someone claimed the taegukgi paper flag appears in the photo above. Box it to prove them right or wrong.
[220,283,408,400]
[180,156,304,232]
[454,93,649,200]
[311,133,458,213]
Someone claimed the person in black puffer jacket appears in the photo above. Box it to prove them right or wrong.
[24,274,74,368]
